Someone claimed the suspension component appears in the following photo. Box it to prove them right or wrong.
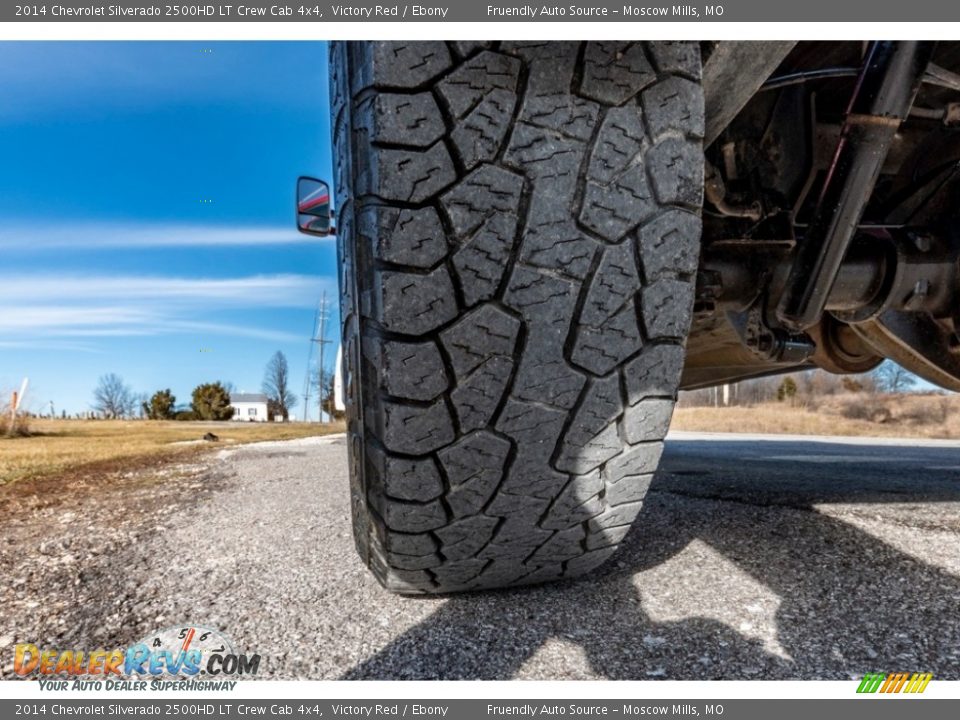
[699,227,960,382]
[704,231,958,319]
[776,41,937,332]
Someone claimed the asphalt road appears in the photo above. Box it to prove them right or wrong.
[2,431,959,680]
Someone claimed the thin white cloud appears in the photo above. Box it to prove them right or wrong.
[159,321,302,343]
[0,222,331,250]
[0,274,328,308]
[0,273,336,344]
[0,306,156,330]
[44,328,156,338]
[0,340,102,353]
[0,308,305,344]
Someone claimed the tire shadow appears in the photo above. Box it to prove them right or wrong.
[342,437,960,679]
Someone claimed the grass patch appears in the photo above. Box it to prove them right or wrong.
[0,419,344,486]
[673,392,960,439]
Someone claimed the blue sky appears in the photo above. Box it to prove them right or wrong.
[0,41,337,418]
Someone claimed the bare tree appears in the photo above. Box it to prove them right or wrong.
[93,373,136,419]
[873,362,918,393]
[262,351,297,420]
[310,366,345,421]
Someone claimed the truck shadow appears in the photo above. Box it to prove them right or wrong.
[342,437,960,679]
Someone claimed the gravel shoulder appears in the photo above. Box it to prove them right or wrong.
[2,432,958,680]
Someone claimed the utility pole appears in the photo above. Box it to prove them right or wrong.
[302,302,320,422]
[315,291,333,424]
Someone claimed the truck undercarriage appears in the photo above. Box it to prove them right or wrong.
[689,41,960,392]
[308,40,959,594]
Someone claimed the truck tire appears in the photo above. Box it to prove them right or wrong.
[330,41,704,594]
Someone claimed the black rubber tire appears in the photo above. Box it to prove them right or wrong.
[330,41,704,594]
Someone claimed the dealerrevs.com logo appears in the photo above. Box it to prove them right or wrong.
[857,672,933,694]
[13,625,260,689]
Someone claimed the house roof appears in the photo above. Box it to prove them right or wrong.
[230,393,270,404]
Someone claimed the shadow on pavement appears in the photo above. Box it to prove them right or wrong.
[342,438,960,679]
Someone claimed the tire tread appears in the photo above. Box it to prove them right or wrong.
[331,41,703,594]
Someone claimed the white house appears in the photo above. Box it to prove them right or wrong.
[229,393,269,422]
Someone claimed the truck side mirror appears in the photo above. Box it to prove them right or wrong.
[296,177,335,236]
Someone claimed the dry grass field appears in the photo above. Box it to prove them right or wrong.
[0,419,345,486]
[674,392,960,440]
[4,392,955,486]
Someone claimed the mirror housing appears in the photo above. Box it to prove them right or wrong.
[296,177,335,236]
